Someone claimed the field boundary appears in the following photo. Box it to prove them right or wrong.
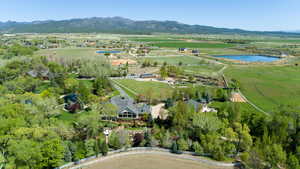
[238,89,269,116]
[222,74,269,116]
[58,147,239,169]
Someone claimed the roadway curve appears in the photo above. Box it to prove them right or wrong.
[67,148,239,169]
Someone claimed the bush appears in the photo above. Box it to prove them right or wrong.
[192,142,204,156]
[177,138,189,151]
[133,133,144,147]
[100,141,109,156]
[240,152,250,162]
[171,141,180,154]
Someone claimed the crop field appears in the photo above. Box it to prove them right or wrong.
[35,48,101,58]
[182,64,224,76]
[114,79,173,100]
[128,37,181,42]
[141,56,205,65]
[225,65,300,112]
[150,42,235,48]
[86,154,233,169]
[200,48,249,55]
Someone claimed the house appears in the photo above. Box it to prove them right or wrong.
[192,50,200,56]
[27,68,52,80]
[110,96,151,119]
[140,73,157,79]
[201,105,217,113]
[63,94,83,113]
[186,99,216,113]
[179,48,188,53]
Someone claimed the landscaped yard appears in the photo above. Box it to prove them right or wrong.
[114,79,174,100]
[86,154,233,169]
[225,65,300,112]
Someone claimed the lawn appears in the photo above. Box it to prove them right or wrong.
[225,65,300,112]
[114,79,173,100]
[86,154,233,169]
[150,42,235,48]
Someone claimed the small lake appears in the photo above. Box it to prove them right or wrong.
[214,55,280,62]
[97,51,122,54]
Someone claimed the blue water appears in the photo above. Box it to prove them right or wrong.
[214,55,280,62]
[97,51,122,54]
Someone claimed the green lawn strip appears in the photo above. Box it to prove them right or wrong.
[114,79,174,100]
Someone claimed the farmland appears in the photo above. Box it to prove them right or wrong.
[150,42,235,48]
[35,48,102,58]
[225,65,300,112]
[140,56,206,65]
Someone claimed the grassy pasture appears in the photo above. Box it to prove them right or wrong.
[141,56,208,65]
[182,64,224,76]
[129,37,181,42]
[225,65,300,112]
[150,42,235,48]
[114,79,173,100]
[35,48,101,58]
[86,154,233,169]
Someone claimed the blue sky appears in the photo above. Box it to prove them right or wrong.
[0,0,299,31]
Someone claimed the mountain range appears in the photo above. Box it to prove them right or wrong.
[0,17,299,37]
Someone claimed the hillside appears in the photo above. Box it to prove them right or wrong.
[0,17,300,37]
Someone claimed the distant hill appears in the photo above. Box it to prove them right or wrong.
[0,17,300,37]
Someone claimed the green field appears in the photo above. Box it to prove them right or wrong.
[141,56,205,65]
[151,42,235,48]
[35,48,101,58]
[114,79,173,100]
[182,65,224,76]
[129,37,181,42]
[225,65,300,112]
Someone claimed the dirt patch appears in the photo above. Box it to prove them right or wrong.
[230,92,246,103]
[111,59,137,66]
[85,154,233,169]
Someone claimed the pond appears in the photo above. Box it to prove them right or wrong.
[97,51,122,54]
[214,55,280,62]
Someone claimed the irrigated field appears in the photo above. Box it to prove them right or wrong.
[35,48,102,58]
[141,56,204,65]
[151,42,235,48]
[225,65,300,112]
[86,154,233,169]
[182,65,224,77]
